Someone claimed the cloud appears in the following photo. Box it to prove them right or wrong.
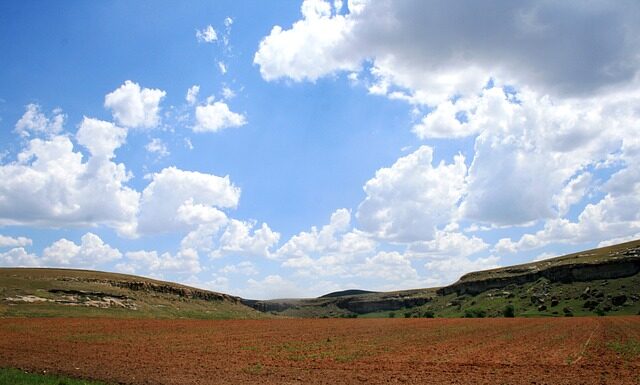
[194,101,246,133]
[196,25,217,43]
[42,232,122,268]
[0,135,139,236]
[76,117,127,158]
[256,0,640,99]
[219,261,259,276]
[244,274,301,299]
[211,219,280,258]
[0,247,39,267]
[277,209,376,272]
[104,80,166,129]
[458,87,626,226]
[424,254,501,285]
[254,0,359,82]
[0,234,32,248]
[136,167,240,235]
[355,251,419,282]
[145,138,169,158]
[406,229,488,259]
[218,62,227,75]
[14,104,65,138]
[185,85,200,105]
[221,87,235,99]
[356,146,467,242]
[117,248,201,276]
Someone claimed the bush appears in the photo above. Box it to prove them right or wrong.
[464,308,486,318]
[423,310,435,318]
[404,312,412,318]
[388,312,395,318]
[503,304,515,318]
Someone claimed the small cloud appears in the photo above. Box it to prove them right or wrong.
[221,87,235,100]
[145,138,169,158]
[104,80,166,129]
[218,61,227,75]
[194,101,246,133]
[186,85,200,105]
[196,25,217,43]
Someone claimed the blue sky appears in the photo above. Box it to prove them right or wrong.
[1,1,639,299]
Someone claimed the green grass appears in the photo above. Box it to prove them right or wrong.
[608,339,640,360]
[0,368,108,385]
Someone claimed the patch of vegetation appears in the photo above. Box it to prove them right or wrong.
[0,368,108,385]
[242,363,264,375]
[463,308,486,318]
[503,304,515,318]
[608,339,640,360]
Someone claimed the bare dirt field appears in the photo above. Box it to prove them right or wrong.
[1,317,639,385]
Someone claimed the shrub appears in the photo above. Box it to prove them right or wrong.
[388,312,395,318]
[423,310,435,318]
[503,304,515,318]
[404,312,412,318]
[464,308,486,318]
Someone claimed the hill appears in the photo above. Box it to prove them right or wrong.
[319,289,379,298]
[2,239,639,319]
[246,239,640,318]
[0,268,269,319]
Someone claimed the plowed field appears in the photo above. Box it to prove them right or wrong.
[1,317,639,384]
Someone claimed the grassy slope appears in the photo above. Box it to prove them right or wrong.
[0,368,108,385]
[261,240,640,318]
[0,268,270,319]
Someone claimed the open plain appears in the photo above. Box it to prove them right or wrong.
[1,317,639,385]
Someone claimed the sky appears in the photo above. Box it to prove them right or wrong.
[1,0,640,299]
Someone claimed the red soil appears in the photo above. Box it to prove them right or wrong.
[1,317,638,384]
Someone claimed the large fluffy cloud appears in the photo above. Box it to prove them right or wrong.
[211,219,280,258]
[104,80,166,129]
[254,0,360,82]
[42,232,122,268]
[256,0,640,100]
[136,167,240,235]
[0,134,139,236]
[357,146,466,242]
[76,117,128,158]
[116,248,201,276]
[0,233,120,269]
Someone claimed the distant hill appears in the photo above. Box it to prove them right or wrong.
[2,239,639,319]
[0,268,269,319]
[246,239,640,318]
[319,289,379,298]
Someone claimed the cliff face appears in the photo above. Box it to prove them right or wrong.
[63,277,242,303]
[438,246,640,296]
[334,296,430,314]
[244,294,431,314]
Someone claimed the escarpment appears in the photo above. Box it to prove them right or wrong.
[438,244,640,296]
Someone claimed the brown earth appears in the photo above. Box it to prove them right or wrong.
[1,317,639,384]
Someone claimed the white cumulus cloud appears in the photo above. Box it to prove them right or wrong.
[14,104,65,138]
[104,80,166,129]
[194,101,246,133]
[357,146,467,242]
